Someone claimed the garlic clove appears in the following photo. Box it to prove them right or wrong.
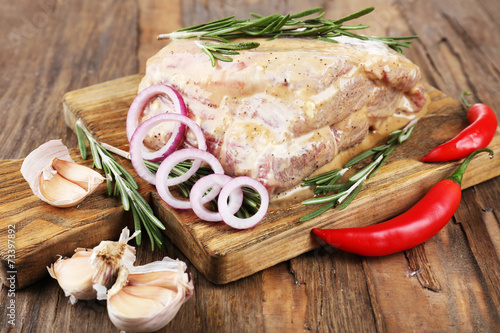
[51,157,105,191]
[39,170,88,203]
[106,257,194,332]
[127,270,179,289]
[121,285,177,303]
[109,285,176,318]
[47,250,96,304]
[21,140,105,207]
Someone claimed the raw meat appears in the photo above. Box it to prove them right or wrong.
[138,36,427,195]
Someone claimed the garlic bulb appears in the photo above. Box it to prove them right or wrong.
[47,249,96,304]
[47,228,194,331]
[21,139,105,207]
[106,257,194,332]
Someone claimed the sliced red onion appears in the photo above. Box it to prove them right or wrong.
[217,176,269,229]
[130,114,206,185]
[126,84,187,162]
[190,174,244,222]
[156,149,224,209]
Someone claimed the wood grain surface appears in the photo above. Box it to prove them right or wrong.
[1,0,500,332]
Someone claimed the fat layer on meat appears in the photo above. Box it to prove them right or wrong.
[138,36,427,195]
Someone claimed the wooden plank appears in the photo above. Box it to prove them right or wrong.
[454,187,500,321]
[261,263,307,331]
[404,245,441,291]
[290,249,378,332]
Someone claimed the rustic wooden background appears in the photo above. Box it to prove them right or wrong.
[1,0,500,332]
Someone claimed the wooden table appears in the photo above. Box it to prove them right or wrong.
[1,0,499,332]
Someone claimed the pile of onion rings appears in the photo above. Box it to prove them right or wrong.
[127,84,269,229]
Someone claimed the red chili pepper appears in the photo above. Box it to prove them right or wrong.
[312,148,494,256]
[421,91,497,162]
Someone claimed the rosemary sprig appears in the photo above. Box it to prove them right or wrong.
[300,119,418,222]
[75,120,166,250]
[159,7,418,66]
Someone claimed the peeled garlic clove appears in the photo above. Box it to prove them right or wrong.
[108,285,177,318]
[39,169,88,203]
[47,250,96,304]
[127,270,179,289]
[51,157,105,190]
[107,257,194,332]
[90,227,139,297]
[21,139,105,207]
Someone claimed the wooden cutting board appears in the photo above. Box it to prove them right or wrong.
[1,74,500,289]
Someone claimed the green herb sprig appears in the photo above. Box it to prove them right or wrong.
[159,7,418,66]
[75,120,166,250]
[300,119,418,222]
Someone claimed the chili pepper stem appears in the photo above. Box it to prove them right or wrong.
[460,91,473,109]
[448,148,494,186]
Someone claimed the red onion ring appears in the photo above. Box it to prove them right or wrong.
[126,84,187,162]
[130,114,207,185]
[217,176,269,229]
[156,148,224,209]
[190,174,244,222]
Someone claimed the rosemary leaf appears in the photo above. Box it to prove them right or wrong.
[88,139,102,169]
[339,24,370,30]
[332,7,374,24]
[337,179,365,210]
[369,154,390,179]
[302,191,346,205]
[315,36,340,43]
[197,41,218,66]
[75,125,88,160]
[211,52,234,63]
[176,16,236,33]
[131,204,142,245]
[289,7,324,19]
[315,181,352,194]
[300,201,335,222]
[115,177,131,211]
[266,14,290,33]
[344,149,377,168]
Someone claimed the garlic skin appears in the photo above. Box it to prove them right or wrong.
[107,257,194,332]
[21,139,105,207]
[90,227,139,298]
[47,249,96,304]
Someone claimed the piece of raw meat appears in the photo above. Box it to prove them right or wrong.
[137,36,427,195]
